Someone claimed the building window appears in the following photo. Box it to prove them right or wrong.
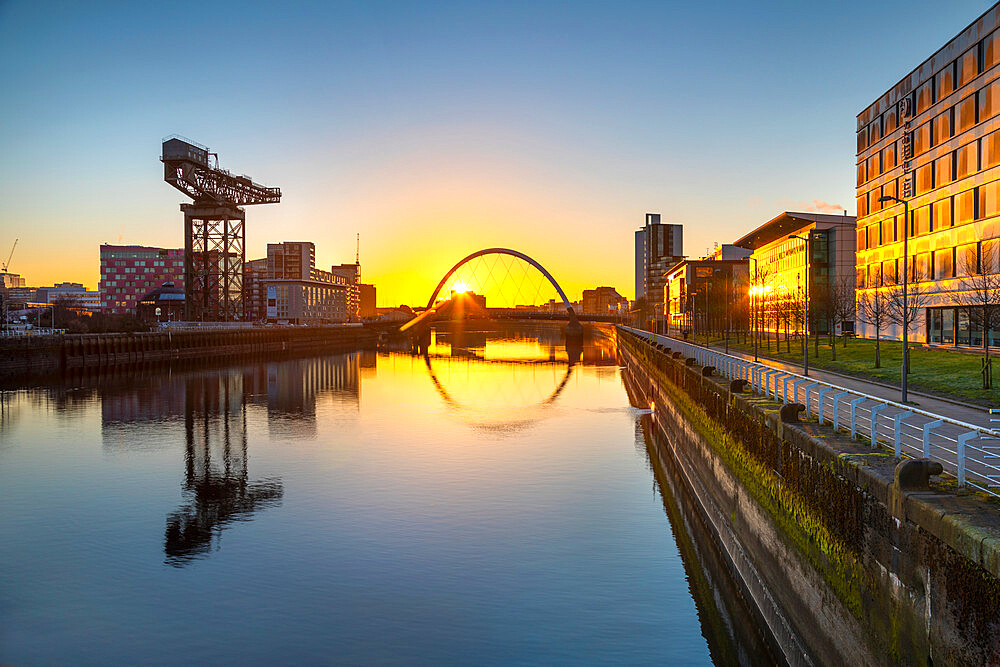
[960,46,980,86]
[867,153,880,178]
[882,259,898,285]
[986,31,1000,71]
[957,94,977,133]
[912,205,931,235]
[957,143,978,178]
[932,197,953,228]
[935,248,954,279]
[913,252,932,281]
[857,194,867,218]
[932,109,952,146]
[958,242,979,275]
[937,63,957,99]
[883,179,897,202]
[868,263,881,287]
[885,106,898,133]
[857,163,866,186]
[915,163,933,194]
[980,181,1000,219]
[981,79,1000,122]
[985,238,1000,273]
[914,122,931,155]
[881,216,897,244]
[883,142,897,170]
[916,81,934,114]
[935,152,954,186]
[870,117,882,143]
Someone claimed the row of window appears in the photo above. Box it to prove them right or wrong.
[858,87,1000,187]
[928,306,1000,347]
[858,239,1000,287]
[859,29,1000,152]
[859,179,1000,236]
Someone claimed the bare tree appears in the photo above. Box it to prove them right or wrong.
[955,251,1000,389]
[886,267,932,376]
[827,277,857,360]
[857,288,890,368]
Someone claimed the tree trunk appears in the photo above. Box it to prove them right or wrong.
[874,334,881,369]
[830,333,837,361]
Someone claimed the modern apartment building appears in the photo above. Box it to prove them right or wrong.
[99,245,184,314]
[634,213,683,324]
[359,283,377,318]
[331,263,361,321]
[664,245,751,336]
[734,212,856,338]
[856,5,1000,347]
[35,282,101,311]
[264,241,349,324]
[243,258,268,322]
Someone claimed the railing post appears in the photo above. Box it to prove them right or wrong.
[803,383,819,417]
[782,375,793,404]
[923,419,944,459]
[894,411,913,457]
[957,431,975,487]
[869,403,888,446]
[831,391,851,432]
[817,386,833,424]
[850,397,866,440]
[792,378,807,407]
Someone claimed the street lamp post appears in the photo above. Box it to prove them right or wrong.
[750,257,759,362]
[880,194,910,403]
[788,233,812,377]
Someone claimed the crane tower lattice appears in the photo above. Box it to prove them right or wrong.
[161,136,281,321]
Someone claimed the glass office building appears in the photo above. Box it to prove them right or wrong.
[856,5,1000,347]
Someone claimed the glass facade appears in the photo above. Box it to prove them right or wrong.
[857,9,1000,346]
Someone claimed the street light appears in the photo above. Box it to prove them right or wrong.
[880,194,910,403]
[749,257,759,362]
[788,233,812,377]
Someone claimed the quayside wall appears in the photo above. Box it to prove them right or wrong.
[0,326,377,381]
[617,327,1000,666]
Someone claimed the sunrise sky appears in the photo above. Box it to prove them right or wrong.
[0,1,990,305]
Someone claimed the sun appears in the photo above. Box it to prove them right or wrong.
[451,281,470,293]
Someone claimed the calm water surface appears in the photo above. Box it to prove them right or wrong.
[2,324,730,664]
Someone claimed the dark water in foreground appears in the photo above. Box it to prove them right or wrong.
[1,324,765,664]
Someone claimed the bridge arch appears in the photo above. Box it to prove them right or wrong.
[426,248,576,316]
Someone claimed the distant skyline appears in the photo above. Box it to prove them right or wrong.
[0,0,991,304]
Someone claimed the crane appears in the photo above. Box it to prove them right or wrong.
[2,238,17,273]
[161,136,281,321]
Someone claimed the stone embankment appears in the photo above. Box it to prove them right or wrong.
[618,326,1000,665]
[0,326,377,381]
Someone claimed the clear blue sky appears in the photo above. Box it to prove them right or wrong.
[0,0,991,303]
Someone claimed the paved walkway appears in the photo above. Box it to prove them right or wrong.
[652,333,998,430]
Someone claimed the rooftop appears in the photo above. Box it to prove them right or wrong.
[732,212,856,251]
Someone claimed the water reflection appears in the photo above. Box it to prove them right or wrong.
[418,323,617,434]
[87,355,364,565]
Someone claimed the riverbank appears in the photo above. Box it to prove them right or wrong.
[0,325,377,382]
[618,326,1000,664]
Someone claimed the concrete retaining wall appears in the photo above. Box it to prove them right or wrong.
[0,326,377,381]
[618,327,1000,665]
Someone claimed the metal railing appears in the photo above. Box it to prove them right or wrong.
[620,326,1000,497]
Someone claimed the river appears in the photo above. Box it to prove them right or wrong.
[0,323,773,664]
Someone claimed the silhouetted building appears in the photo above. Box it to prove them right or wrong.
[136,281,185,323]
[582,286,627,315]
[35,282,100,311]
[359,283,376,318]
[634,213,683,326]
[331,263,361,321]
[665,252,750,337]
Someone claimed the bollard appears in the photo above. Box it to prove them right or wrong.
[780,403,806,423]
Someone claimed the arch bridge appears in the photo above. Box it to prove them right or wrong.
[399,248,582,336]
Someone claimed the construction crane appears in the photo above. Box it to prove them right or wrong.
[161,136,281,322]
[2,238,17,272]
